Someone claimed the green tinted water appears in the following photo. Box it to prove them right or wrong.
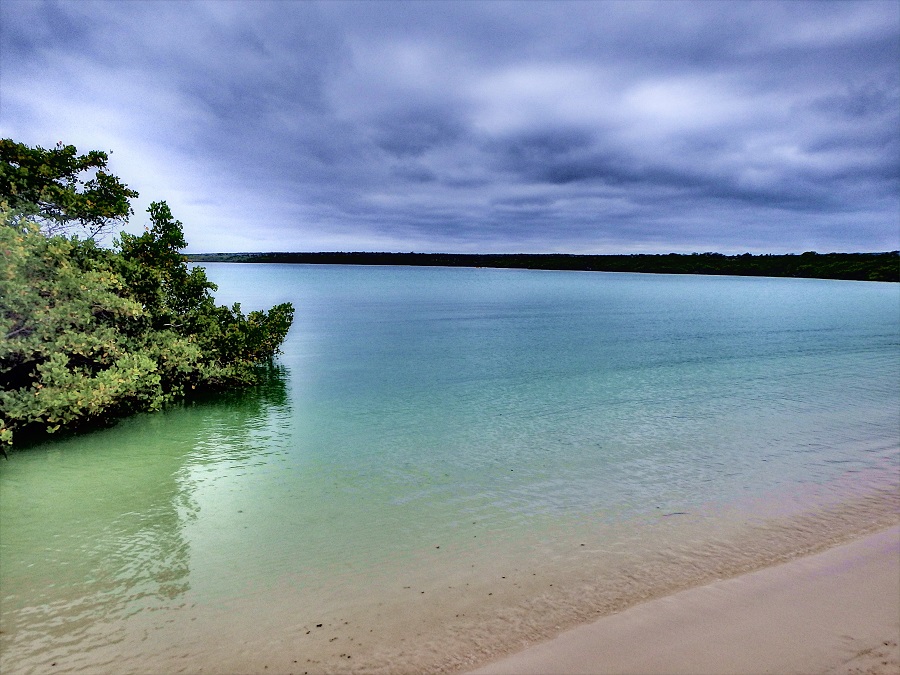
[2,266,898,673]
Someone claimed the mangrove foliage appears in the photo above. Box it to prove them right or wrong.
[1,139,294,449]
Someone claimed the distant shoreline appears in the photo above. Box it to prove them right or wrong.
[185,251,899,282]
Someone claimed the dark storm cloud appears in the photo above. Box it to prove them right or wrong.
[371,107,465,158]
[1,0,897,253]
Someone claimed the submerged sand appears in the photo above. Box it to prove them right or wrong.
[3,488,895,674]
[468,524,900,675]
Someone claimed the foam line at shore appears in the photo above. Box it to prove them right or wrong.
[468,525,900,675]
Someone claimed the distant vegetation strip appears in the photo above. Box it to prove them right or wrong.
[187,251,899,282]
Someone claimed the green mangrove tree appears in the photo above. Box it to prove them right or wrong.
[1,139,293,448]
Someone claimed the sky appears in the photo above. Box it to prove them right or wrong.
[1,1,898,254]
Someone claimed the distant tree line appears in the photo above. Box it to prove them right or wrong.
[1,139,294,450]
[187,250,899,282]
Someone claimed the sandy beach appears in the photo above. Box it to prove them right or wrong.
[468,525,899,675]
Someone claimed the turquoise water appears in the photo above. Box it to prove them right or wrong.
[2,266,898,673]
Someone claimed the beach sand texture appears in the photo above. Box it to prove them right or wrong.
[469,525,899,675]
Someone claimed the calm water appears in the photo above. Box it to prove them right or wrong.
[2,265,898,674]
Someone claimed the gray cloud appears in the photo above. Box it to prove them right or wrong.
[1,0,897,253]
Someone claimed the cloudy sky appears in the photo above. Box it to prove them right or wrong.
[1,1,897,253]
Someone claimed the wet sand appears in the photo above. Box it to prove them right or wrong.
[468,524,899,675]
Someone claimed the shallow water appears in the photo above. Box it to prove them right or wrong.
[1,266,898,673]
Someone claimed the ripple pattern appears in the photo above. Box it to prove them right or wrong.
[2,267,897,674]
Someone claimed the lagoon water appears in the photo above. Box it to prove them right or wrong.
[1,265,898,674]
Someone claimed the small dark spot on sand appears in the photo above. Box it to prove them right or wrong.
[316,624,322,627]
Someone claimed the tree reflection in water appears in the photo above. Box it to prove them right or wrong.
[0,364,291,672]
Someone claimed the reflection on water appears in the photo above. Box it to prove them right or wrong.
[1,267,898,674]
[0,368,290,673]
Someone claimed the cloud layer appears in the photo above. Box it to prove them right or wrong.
[2,0,898,253]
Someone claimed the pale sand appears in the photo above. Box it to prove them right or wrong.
[468,525,900,675]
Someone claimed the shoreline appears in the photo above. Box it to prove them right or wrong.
[185,251,900,283]
[1,488,896,675]
[467,524,900,675]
